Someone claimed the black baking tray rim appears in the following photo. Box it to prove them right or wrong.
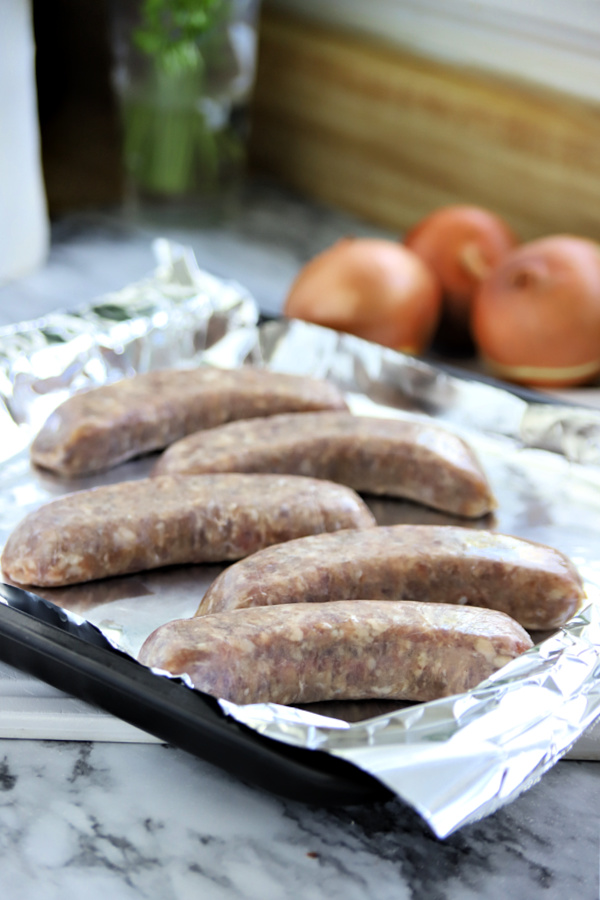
[0,581,391,805]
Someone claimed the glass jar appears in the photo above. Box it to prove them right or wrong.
[110,0,261,226]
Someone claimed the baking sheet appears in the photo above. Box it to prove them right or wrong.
[2,240,600,837]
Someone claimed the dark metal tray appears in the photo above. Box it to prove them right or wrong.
[0,582,390,804]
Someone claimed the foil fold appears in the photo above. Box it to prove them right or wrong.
[1,240,600,838]
[221,600,600,836]
[0,238,259,463]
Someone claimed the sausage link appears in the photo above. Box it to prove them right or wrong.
[153,411,496,518]
[195,524,584,630]
[139,600,534,705]
[30,366,348,476]
[1,473,375,587]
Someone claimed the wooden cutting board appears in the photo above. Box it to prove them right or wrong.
[0,659,161,743]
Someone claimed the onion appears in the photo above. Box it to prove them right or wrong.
[283,237,442,354]
[404,205,519,353]
[471,235,600,387]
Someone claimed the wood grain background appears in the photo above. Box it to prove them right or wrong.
[250,8,600,241]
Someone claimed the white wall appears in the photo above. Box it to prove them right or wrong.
[269,0,600,103]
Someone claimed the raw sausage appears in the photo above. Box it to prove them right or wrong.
[0,473,376,587]
[195,524,585,630]
[138,600,534,705]
[30,366,348,476]
[153,411,496,518]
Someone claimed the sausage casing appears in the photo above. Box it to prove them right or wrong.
[139,600,534,705]
[153,411,496,518]
[30,366,348,476]
[196,524,585,630]
[0,473,376,587]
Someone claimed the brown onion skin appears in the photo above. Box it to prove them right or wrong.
[404,205,519,354]
[283,238,442,354]
[471,235,600,387]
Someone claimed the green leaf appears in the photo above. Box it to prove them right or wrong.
[40,329,66,344]
[134,0,226,74]
[92,304,133,322]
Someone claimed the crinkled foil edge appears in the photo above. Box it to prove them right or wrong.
[220,600,600,836]
[3,240,600,839]
[0,238,259,463]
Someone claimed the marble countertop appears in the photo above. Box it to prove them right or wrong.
[0,180,599,899]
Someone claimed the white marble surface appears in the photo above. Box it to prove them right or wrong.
[0,737,598,900]
[0,179,599,899]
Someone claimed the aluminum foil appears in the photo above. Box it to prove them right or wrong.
[0,238,258,465]
[2,241,600,838]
